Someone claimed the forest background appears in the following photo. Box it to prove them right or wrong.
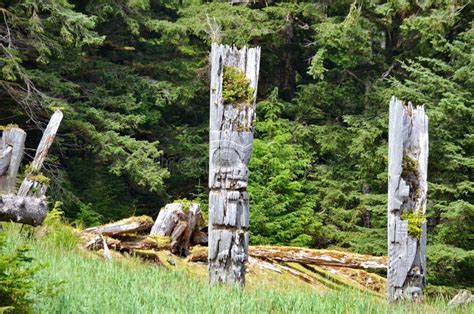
[0,0,472,290]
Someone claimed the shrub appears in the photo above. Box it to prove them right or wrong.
[74,203,102,228]
[42,202,78,251]
[0,232,41,312]
[427,244,474,287]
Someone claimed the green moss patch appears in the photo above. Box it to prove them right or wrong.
[401,211,427,239]
[222,66,255,106]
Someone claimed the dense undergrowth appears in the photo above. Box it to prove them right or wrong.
[1,221,473,314]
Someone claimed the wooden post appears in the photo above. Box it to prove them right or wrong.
[387,96,428,302]
[17,110,63,197]
[0,126,27,193]
[208,43,261,286]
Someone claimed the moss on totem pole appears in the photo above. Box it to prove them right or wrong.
[222,66,255,106]
[401,210,427,240]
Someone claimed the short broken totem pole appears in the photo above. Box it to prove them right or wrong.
[387,96,429,302]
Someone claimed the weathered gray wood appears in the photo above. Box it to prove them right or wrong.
[0,194,47,226]
[387,96,429,302]
[208,43,261,286]
[150,202,203,256]
[84,216,154,236]
[191,245,387,270]
[17,110,63,197]
[448,290,474,307]
[0,127,26,193]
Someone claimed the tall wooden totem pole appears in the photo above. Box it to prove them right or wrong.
[387,96,429,301]
[208,43,261,285]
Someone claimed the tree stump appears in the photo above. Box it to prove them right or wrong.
[387,96,428,302]
[208,43,261,286]
[150,202,204,256]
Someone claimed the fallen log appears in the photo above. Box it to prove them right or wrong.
[188,245,387,271]
[84,216,154,236]
[82,233,171,252]
[0,194,47,226]
[250,246,387,271]
[150,202,205,256]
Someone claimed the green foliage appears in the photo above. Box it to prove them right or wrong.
[427,244,474,287]
[74,203,102,229]
[222,66,254,105]
[0,233,41,312]
[401,211,427,239]
[435,201,474,250]
[249,90,317,246]
[43,201,78,251]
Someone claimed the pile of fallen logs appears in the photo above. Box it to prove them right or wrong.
[82,202,208,260]
[81,201,388,295]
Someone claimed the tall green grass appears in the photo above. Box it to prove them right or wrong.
[2,223,472,314]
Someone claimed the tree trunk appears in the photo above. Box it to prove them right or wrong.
[208,43,261,286]
[387,96,428,302]
[0,194,47,226]
[150,202,204,256]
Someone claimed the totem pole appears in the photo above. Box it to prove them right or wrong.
[387,96,428,301]
[208,43,261,285]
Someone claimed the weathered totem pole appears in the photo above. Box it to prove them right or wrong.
[208,43,261,285]
[387,96,428,301]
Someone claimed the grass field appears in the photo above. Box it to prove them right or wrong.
[2,223,472,314]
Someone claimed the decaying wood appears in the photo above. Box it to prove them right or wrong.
[84,216,154,236]
[387,96,428,302]
[150,202,205,256]
[83,234,171,252]
[448,290,474,307]
[18,110,63,197]
[132,250,163,265]
[189,245,387,270]
[250,246,387,270]
[81,229,388,294]
[208,43,261,286]
[0,194,47,226]
[0,127,26,193]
